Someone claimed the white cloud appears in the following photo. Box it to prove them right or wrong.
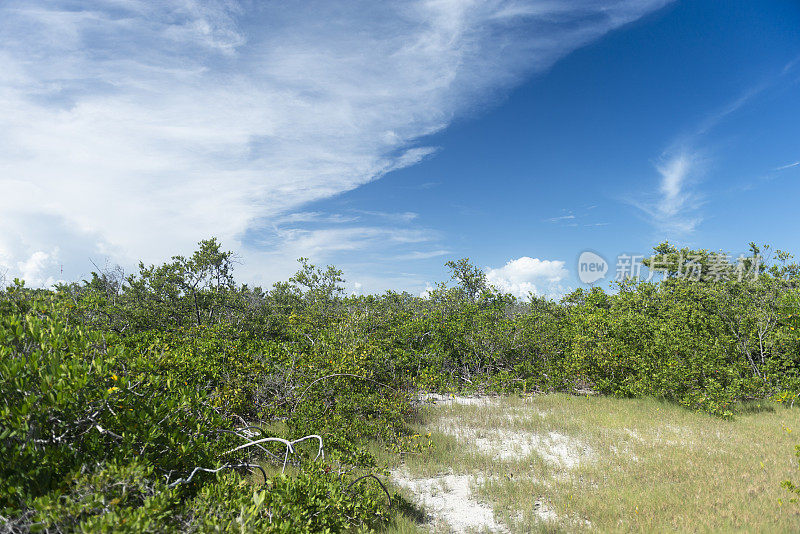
[420,282,436,299]
[351,281,363,296]
[238,225,441,287]
[352,211,420,223]
[657,153,692,216]
[654,151,704,233]
[546,214,576,222]
[0,0,671,287]
[775,161,799,171]
[632,150,704,234]
[486,256,568,299]
[634,77,794,237]
[15,249,64,288]
[545,208,607,228]
[394,250,450,261]
[276,212,359,225]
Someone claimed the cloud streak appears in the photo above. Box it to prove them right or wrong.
[0,0,671,287]
[394,250,450,261]
[635,61,800,237]
[775,161,800,171]
[633,151,704,234]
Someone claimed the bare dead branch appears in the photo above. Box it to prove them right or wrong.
[167,463,266,488]
[346,474,392,507]
[292,373,398,413]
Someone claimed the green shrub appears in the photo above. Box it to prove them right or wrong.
[185,464,391,533]
[0,287,232,523]
[6,238,800,530]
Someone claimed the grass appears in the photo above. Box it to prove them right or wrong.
[380,393,800,533]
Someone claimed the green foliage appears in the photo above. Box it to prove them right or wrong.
[0,286,400,531]
[5,237,800,529]
[186,465,391,533]
[59,238,237,333]
[26,460,180,533]
[783,446,800,505]
[444,258,488,302]
[288,258,346,306]
[563,279,756,416]
[0,289,232,518]
[779,291,800,504]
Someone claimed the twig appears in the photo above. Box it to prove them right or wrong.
[221,436,295,472]
[346,474,392,507]
[167,463,267,488]
[289,434,324,461]
[292,373,398,413]
[222,428,327,473]
[215,429,284,464]
[95,424,123,440]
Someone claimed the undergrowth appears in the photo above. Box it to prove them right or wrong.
[2,238,800,531]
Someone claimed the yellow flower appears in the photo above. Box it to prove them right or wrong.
[111,374,118,381]
[107,386,120,394]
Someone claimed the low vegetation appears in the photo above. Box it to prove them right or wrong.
[386,394,800,532]
[1,238,800,532]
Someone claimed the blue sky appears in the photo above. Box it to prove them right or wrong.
[1,1,799,297]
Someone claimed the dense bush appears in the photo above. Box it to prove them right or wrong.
[0,278,398,532]
[184,465,391,533]
[0,286,232,510]
[3,237,800,530]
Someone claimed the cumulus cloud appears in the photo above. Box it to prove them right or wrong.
[350,281,363,296]
[14,249,64,288]
[486,256,568,299]
[0,0,670,288]
[420,282,436,299]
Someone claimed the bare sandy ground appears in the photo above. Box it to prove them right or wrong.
[436,418,590,467]
[391,469,509,533]
[391,395,592,532]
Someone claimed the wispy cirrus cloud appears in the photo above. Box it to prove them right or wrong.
[656,153,695,217]
[0,0,671,288]
[632,86,754,235]
[352,211,419,223]
[775,161,799,171]
[394,250,450,261]
[546,214,576,223]
[545,207,608,227]
[259,227,438,257]
[276,212,359,225]
[633,150,705,234]
[634,58,800,237]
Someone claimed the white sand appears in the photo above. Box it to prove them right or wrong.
[436,418,591,467]
[391,469,509,533]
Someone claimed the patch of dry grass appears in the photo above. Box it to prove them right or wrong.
[382,394,800,533]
